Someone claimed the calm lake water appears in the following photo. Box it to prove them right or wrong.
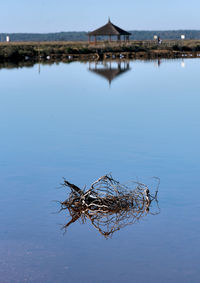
[0,59,200,283]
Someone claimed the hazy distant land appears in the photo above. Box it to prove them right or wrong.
[1,30,200,42]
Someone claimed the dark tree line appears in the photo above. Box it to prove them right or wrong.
[1,30,200,42]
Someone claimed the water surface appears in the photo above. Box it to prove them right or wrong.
[0,59,200,283]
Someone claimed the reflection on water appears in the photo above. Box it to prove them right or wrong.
[0,58,187,78]
[88,60,131,85]
[154,59,162,67]
[60,175,160,238]
[181,60,185,68]
[0,61,35,70]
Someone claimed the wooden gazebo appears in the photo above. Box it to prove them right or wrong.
[88,19,131,43]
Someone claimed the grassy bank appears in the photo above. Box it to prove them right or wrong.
[1,40,200,62]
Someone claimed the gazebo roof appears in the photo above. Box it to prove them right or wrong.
[88,19,131,36]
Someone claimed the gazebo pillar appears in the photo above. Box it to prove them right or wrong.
[109,35,112,42]
[118,35,121,42]
[94,35,97,44]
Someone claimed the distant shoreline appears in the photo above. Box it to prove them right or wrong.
[0,40,200,63]
[2,30,200,42]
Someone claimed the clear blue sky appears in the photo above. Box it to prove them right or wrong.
[1,0,200,33]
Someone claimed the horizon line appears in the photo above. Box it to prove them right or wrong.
[1,29,200,34]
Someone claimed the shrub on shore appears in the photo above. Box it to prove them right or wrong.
[0,41,199,62]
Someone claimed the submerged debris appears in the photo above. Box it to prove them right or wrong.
[60,174,160,238]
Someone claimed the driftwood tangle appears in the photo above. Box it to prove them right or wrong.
[60,174,159,238]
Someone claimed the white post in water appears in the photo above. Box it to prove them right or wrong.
[181,35,185,40]
[6,35,10,42]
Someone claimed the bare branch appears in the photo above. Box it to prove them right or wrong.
[60,174,160,238]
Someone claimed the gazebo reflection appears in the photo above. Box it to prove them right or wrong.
[88,61,131,86]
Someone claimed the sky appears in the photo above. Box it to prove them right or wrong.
[1,0,200,33]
